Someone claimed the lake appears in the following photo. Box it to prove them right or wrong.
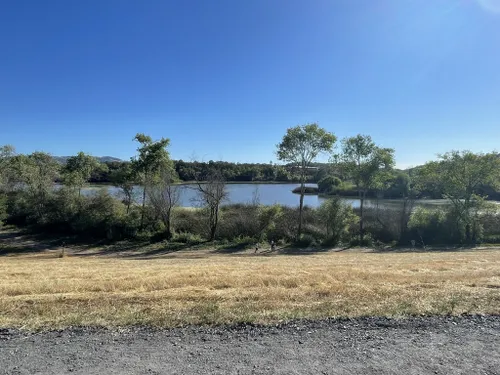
[81,183,447,209]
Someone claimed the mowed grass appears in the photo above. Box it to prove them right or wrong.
[1,249,499,330]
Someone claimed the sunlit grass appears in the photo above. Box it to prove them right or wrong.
[0,249,499,330]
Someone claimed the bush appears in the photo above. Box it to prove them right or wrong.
[257,204,284,241]
[318,176,342,194]
[173,208,206,238]
[44,187,80,233]
[408,207,454,245]
[6,191,35,226]
[480,210,500,239]
[317,197,357,246]
[0,193,7,227]
[218,204,259,240]
[361,206,401,244]
[173,232,204,245]
[293,234,318,248]
[224,235,256,249]
[350,232,374,247]
[482,234,500,244]
[257,205,298,242]
[70,189,128,240]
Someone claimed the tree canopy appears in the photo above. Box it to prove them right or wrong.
[277,123,336,238]
[336,134,395,240]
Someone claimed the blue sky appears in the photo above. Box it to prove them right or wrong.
[1,0,499,168]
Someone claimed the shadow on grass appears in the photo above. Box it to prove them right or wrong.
[125,241,211,259]
[3,226,497,258]
[277,245,333,256]
[213,242,254,254]
[0,228,71,256]
[371,244,497,253]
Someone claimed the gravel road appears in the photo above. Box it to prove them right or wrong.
[1,316,499,375]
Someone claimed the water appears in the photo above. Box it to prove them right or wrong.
[81,183,447,209]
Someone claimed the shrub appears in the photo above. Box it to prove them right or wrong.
[173,208,206,237]
[479,209,500,239]
[71,189,128,240]
[361,206,401,244]
[257,204,284,241]
[316,197,357,246]
[6,191,33,226]
[318,176,342,194]
[0,193,7,227]
[273,207,299,241]
[482,234,500,244]
[293,234,318,248]
[350,232,374,247]
[44,187,80,233]
[218,204,259,240]
[408,207,454,245]
[228,235,256,249]
[173,232,204,245]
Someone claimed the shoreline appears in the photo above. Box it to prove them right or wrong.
[75,183,500,203]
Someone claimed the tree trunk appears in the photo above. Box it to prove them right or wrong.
[465,223,471,244]
[399,198,409,243]
[359,190,365,241]
[140,186,146,230]
[297,180,305,240]
[209,205,218,241]
[165,218,172,240]
[165,207,172,240]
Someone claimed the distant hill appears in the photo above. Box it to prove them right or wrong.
[53,156,123,164]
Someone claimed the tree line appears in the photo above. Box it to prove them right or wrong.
[1,124,500,247]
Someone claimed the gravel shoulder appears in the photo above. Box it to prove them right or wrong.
[1,315,499,375]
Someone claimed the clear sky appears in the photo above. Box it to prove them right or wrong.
[1,0,499,168]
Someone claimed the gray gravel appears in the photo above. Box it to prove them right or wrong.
[1,316,499,375]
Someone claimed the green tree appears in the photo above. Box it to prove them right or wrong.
[131,133,173,230]
[336,134,395,241]
[110,162,136,214]
[317,175,342,194]
[317,197,358,245]
[418,151,500,243]
[0,145,16,193]
[0,145,17,227]
[12,152,60,221]
[277,123,336,239]
[63,152,102,197]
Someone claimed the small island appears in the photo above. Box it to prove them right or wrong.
[292,186,319,195]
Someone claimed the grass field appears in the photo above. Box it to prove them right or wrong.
[1,246,499,330]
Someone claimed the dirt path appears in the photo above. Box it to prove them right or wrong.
[1,316,499,375]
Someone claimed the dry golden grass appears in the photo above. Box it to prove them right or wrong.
[1,248,499,330]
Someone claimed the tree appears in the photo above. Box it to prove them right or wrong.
[276,123,336,239]
[396,171,420,243]
[317,197,358,246]
[317,175,342,194]
[131,133,173,230]
[0,145,16,193]
[110,162,136,214]
[336,134,395,241]
[147,165,180,240]
[63,152,101,197]
[195,169,228,241]
[418,151,500,243]
[0,145,15,227]
[12,152,60,221]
